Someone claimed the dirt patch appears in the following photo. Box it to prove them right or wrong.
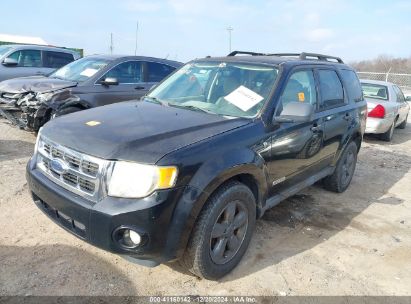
[1,117,411,296]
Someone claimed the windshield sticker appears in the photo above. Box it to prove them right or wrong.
[224,85,264,112]
[80,68,98,77]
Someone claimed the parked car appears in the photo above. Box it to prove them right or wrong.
[27,51,366,279]
[0,44,80,82]
[361,79,410,141]
[0,55,182,130]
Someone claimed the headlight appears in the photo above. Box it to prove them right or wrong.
[107,162,178,198]
[36,91,56,103]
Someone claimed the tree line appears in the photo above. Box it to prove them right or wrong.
[350,55,411,74]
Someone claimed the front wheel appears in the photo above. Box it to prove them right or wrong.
[181,181,256,280]
[323,141,358,193]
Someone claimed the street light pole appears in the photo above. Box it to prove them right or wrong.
[227,26,233,53]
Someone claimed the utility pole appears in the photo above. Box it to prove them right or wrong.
[110,33,114,55]
[134,21,139,55]
[227,26,233,53]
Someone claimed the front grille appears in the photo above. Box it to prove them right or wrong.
[36,137,109,202]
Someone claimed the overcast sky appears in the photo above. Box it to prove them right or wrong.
[1,0,410,62]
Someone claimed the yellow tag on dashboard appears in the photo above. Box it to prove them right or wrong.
[298,92,305,102]
[85,121,101,126]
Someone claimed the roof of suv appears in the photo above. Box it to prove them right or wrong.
[197,51,352,70]
[1,44,78,54]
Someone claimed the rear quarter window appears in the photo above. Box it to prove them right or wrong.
[340,69,363,102]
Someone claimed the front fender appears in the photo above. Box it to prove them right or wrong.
[163,147,269,260]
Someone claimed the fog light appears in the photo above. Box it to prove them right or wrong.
[123,229,141,246]
[129,230,141,245]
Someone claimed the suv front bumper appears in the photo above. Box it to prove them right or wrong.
[26,157,188,266]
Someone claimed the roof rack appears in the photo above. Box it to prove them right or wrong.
[227,50,344,63]
[270,52,344,63]
[227,51,267,56]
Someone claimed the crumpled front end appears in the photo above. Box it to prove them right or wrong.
[0,89,79,131]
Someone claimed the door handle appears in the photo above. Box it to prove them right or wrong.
[135,86,145,90]
[343,113,352,121]
[311,124,322,132]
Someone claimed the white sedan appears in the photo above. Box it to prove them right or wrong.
[361,79,410,141]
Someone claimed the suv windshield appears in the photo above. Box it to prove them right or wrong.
[49,57,111,82]
[147,61,279,118]
[361,83,389,100]
[0,46,12,58]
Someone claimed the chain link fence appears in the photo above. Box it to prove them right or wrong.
[357,72,411,95]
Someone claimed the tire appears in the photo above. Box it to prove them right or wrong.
[53,106,83,118]
[181,181,256,280]
[380,120,395,142]
[397,115,408,129]
[323,141,358,193]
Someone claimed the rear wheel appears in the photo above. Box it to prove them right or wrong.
[397,115,408,129]
[181,181,256,280]
[380,120,395,141]
[323,141,358,193]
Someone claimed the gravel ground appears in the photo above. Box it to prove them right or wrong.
[0,116,411,296]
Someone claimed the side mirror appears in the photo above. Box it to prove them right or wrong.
[101,77,119,86]
[274,102,314,123]
[405,96,411,102]
[2,57,18,67]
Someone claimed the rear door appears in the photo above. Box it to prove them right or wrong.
[317,68,356,164]
[42,51,75,75]
[92,60,145,107]
[268,67,330,194]
[145,61,177,89]
[392,85,410,125]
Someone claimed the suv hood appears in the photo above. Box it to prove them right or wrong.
[41,101,250,164]
[0,76,77,94]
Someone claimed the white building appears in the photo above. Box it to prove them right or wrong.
[0,33,48,45]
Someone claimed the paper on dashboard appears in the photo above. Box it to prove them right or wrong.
[224,85,264,112]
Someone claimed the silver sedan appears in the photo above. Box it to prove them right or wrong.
[360,79,410,141]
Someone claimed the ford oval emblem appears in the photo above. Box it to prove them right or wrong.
[50,159,69,175]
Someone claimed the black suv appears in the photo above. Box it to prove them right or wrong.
[26,51,367,280]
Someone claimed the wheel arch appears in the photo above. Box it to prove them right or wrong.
[163,159,269,261]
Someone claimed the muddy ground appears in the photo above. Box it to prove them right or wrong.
[0,116,410,296]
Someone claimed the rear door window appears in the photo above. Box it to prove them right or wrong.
[43,51,74,68]
[340,69,363,102]
[147,62,175,82]
[7,50,42,67]
[393,85,406,103]
[318,69,345,109]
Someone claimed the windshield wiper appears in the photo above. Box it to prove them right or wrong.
[168,103,214,114]
[144,96,168,106]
